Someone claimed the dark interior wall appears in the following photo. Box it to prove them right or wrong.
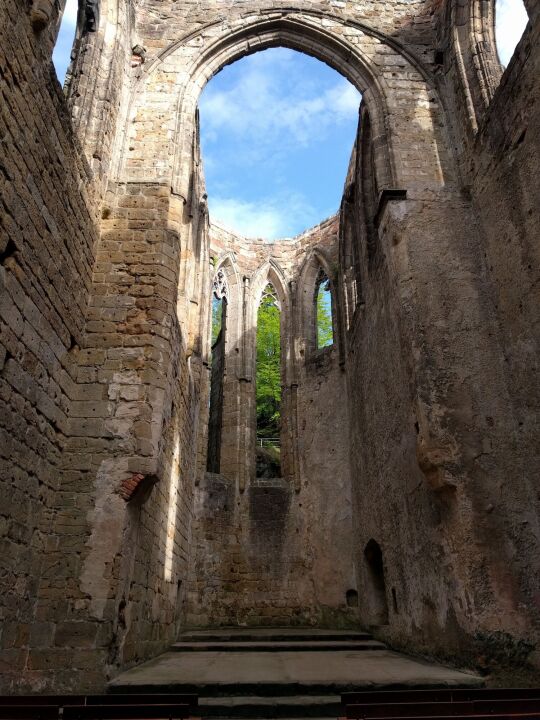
[343,5,540,664]
[468,18,540,634]
[345,185,539,660]
[0,0,100,691]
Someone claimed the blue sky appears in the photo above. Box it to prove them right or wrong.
[54,0,528,239]
[52,0,79,82]
[199,48,361,238]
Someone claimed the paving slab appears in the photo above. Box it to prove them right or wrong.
[179,629,372,641]
[171,640,386,652]
[110,648,482,692]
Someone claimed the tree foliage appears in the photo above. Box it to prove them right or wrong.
[211,296,223,347]
[316,280,333,348]
[256,291,281,437]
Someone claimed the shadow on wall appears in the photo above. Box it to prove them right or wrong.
[364,538,389,626]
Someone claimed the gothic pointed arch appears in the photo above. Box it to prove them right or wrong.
[211,252,242,356]
[445,0,530,132]
[251,260,289,315]
[298,249,339,360]
[121,9,454,196]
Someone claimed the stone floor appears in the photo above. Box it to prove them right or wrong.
[110,629,483,718]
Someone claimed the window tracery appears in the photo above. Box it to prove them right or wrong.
[260,282,280,310]
[213,268,229,302]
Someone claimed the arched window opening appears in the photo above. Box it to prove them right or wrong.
[198,48,361,239]
[255,283,282,478]
[364,539,389,625]
[495,0,529,67]
[315,268,334,350]
[207,269,228,473]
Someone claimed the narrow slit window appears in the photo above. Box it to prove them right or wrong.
[207,269,228,473]
[315,268,334,349]
[255,283,281,478]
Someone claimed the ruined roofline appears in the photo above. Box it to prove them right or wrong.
[209,212,339,245]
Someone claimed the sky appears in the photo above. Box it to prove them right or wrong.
[199,48,361,238]
[52,0,79,82]
[54,0,529,239]
[495,0,529,67]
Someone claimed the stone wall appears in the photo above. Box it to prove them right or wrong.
[467,17,540,641]
[0,0,539,695]
[341,7,540,663]
[187,218,357,626]
[0,0,101,691]
[1,0,203,692]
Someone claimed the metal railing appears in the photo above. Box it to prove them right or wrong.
[257,437,281,449]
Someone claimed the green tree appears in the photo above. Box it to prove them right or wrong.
[256,290,281,437]
[211,296,223,347]
[316,282,333,348]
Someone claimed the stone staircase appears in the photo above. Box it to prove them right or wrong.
[109,628,483,719]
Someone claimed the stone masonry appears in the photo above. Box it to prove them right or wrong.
[0,0,539,694]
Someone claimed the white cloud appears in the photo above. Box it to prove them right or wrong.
[62,0,79,27]
[199,49,359,238]
[52,0,79,82]
[209,193,318,240]
[199,51,361,151]
[496,0,528,66]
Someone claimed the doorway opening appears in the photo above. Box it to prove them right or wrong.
[364,539,389,625]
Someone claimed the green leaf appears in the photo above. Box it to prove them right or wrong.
[316,282,333,348]
[256,288,281,437]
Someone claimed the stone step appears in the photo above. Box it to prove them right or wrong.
[199,694,341,718]
[171,640,386,652]
[109,629,483,718]
[179,629,373,643]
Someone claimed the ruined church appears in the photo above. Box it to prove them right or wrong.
[0,0,539,703]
